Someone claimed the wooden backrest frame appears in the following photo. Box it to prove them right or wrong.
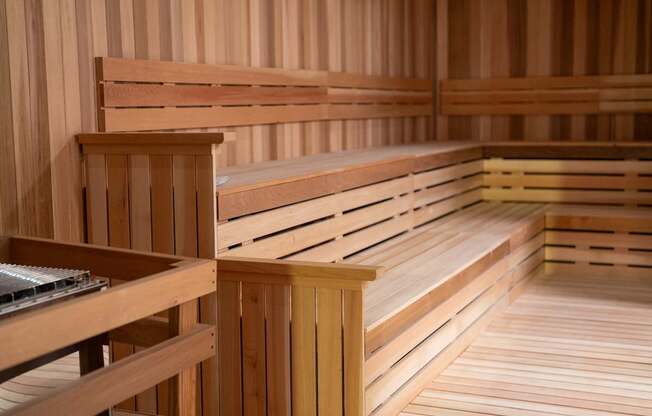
[96,57,433,132]
[441,74,652,115]
[482,142,652,207]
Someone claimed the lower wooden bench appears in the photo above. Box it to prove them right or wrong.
[217,201,547,415]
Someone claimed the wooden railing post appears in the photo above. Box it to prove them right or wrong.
[169,300,199,416]
[78,334,110,416]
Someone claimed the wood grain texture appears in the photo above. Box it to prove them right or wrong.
[440,74,652,116]
[95,56,431,132]
[435,0,652,141]
[402,270,652,416]
[0,0,433,243]
[4,0,650,242]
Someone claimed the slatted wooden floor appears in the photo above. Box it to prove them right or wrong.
[0,353,80,412]
[402,270,652,416]
[0,349,108,412]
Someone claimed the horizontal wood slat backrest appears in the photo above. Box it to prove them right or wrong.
[96,57,432,132]
[545,206,652,279]
[483,158,652,207]
[441,74,652,115]
[216,148,484,261]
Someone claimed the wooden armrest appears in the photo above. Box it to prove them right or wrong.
[218,256,383,290]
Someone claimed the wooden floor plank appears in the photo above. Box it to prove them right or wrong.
[0,349,108,413]
[402,271,652,416]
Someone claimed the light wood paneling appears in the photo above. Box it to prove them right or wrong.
[402,270,652,416]
[483,156,652,207]
[0,0,433,240]
[434,0,652,141]
[216,258,379,416]
[4,0,650,239]
[441,74,652,116]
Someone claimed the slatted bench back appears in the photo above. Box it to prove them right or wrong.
[483,143,652,207]
[216,146,484,261]
[545,205,652,279]
[441,74,652,115]
[96,57,432,132]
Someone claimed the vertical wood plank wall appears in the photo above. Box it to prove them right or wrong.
[3,0,652,240]
[0,0,434,241]
[434,0,652,141]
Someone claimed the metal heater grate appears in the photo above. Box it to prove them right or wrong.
[0,264,106,318]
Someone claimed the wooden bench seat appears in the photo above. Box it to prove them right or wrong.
[355,202,545,348]
[357,202,546,413]
[79,138,652,416]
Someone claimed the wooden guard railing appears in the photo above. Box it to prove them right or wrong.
[96,57,432,132]
[441,74,652,115]
[217,257,382,416]
[0,236,216,416]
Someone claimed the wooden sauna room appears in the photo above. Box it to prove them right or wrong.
[1,1,652,415]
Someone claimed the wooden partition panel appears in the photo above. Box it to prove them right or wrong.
[217,258,381,416]
[80,133,224,256]
[79,133,224,416]
[441,75,652,116]
[96,57,432,132]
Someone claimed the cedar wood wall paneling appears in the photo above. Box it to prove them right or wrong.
[0,0,434,242]
[434,0,652,142]
[2,0,652,242]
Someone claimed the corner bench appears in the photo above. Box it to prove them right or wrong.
[79,138,652,416]
[353,202,546,413]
